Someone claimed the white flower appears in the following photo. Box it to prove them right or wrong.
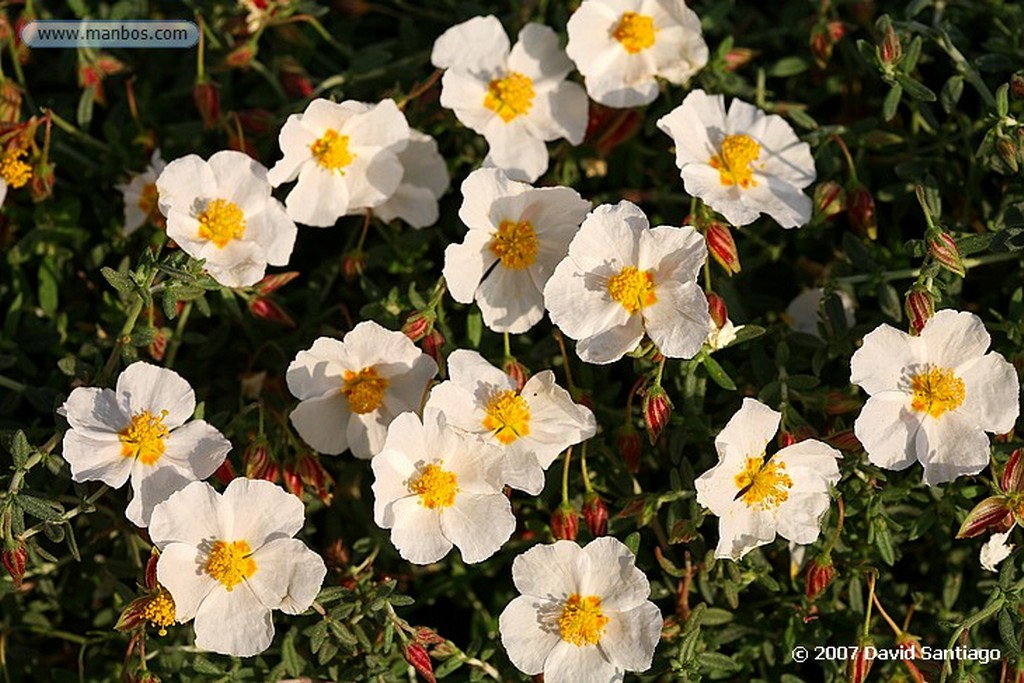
[116,149,166,236]
[286,321,437,459]
[695,398,841,560]
[544,201,711,364]
[60,361,231,527]
[850,309,1019,486]
[431,16,588,182]
[981,530,1014,572]
[156,150,297,288]
[370,409,515,564]
[371,129,449,228]
[425,350,595,495]
[657,89,816,228]
[498,538,663,682]
[566,0,708,108]
[785,287,856,339]
[267,98,410,227]
[444,168,590,333]
[150,478,327,657]
[706,316,742,352]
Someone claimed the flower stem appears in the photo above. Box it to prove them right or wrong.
[98,294,145,387]
[580,442,593,494]
[561,446,573,505]
[553,329,576,395]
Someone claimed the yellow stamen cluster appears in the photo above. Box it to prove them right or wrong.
[483,72,535,123]
[0,148,31,188]
[142,587,176,636]
[197,198,247,248]
[119,410,170,466]
[205,540,258,591]
[710,134,761,189]
[342,366,390,414]
[607,265,657,313]
[482,389,532,445]
[490,219,539,270]
[734,455,793,510]
[310,129,355,172]
[910,366,966,418]
[410,463,459,509]
[612,12,657,54]
[138,182,158,215]
[558,594,609,647]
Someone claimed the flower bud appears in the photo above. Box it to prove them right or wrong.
[847,184,877,240]
[282,463,304,499]
[550,502,579,541]
[2,540,27,588]
[191,79,220,130]
[810,21,844,69]
[926,230,966,277]
[616,423,642,473]
[904,287,935,335]
[1012,71,1024,100]
[254,270,300,294]
[723,47,755,72]
[280,59,315,99]
[813,181,847,221]
[705,221,741,275]
[0,80,22,123]
[956,496,1013,539]
[846,636,874,683]
[249,297,296,327]
[225,41,257,69]
[706,292,728,329]
[402,310,434,343]
[804,555,836,600]
[297,452,334,505]
[1002,449,1024,494]
[585,103,642,156]
[243,439,276,482]
[342,250,366,281]
[144,550,160,591]
[823,391,862,416]
[148,327,169,362]
[642,385,673,445]
[213,459,236,485]
[880,25,901,65]
[503,358,530,392]
[583,493,609,537]
[404,642,436,683]
[421,329,445,366]
[235,108,274,135]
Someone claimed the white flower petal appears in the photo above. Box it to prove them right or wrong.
[544,641,620,683]
[483,119,550,182]
[642,279,710,360]
[715,500,777,560]
[162,420,231,479]
[371,447,418,527]
[117,362,195,428]
[247,538,327,614]
[640,225,706,283]
[431,15,510,74]
[222,478,305,545]
[290,392,350,455]
[441,492,515,563]
[149,480,223,549]
[511,540,583,598]
[577,316,645,364]
[920,309,991,369]
[193,582,274,657]
[477,265,546,333]
[125,464,192,527]
[601,601,663,672]
[849,323,919,395]
[958,353,1020,434]
[155,155,218,215]
[443,230,496,304]
[284,164,350,227]
[206,150,272,216]
[916,412,992,486]
[62,431,132,487]
[853,392,921,472]
[389,496,452,565]
[714,398,781,464]
[156,541,218,622]
[499,595,563,675]
[981,531,1014,572]
[580,536,651,611]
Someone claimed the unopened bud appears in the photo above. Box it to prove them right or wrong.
[616,423,642,473]
[282,463,303,499]
[847,185,877,240]
[213,459,236,485]
[244,439,276,482]
[0,80,22,123]
[642,385,673,445]
[402,311,434,343]
[225,41,257,69]
[880,25,901,65]
[342,250,366,281]
[904,287,935,335]
[1012,72,1024,100]
[847,637,874,683]
[144,550,160,591]
[585,103,642,155]
[249,297,296,327]
[192,80,220,130]
[254,271,300,294]
[297,452,334,505]
[810,21,844,69]
[824,429,863,453]
[805,555,836,600]
[2,540,27,588]
[583,493,609,537]
[404,642,436,683]
[421,329,444,366]
[551,502,579,541]
[1002,449,1024,494]
[503,358,529,391]
[813,181,847,221]
[723,47,755,72]
[996,136,1020,174]
[705,221,741,275]
[927,231,966,277]
[706,292,728,329]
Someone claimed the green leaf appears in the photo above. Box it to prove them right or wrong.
[902,35,923,72]
[101,267,134,295]
[726,324,767,347]
[786,374,820,390]
[702,354,737,391]
[768,57,808,78]
[14,494,65,523]
[878,283,902,322]
[76,86,95,128]
[996,83,1010,117]
[883,84,903,121]
[434,655,465,678]
[941,75,964,113]
[466,310,482,349]
[998,608,1019,656]
[624,531,640,555]
[9,430,31,469]
[701,607,734,626]
[192,656,223,674]
[38,258,59,317]
[699,652,742,673]
[895,73,936,101]
[281,630,304,677]
[307,621,329,654]
[874,520,896,566]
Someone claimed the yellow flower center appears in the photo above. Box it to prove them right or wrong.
[558,594,609,647]
[709,134,761,189]
[205,540,257,591]
[734,456,793,510]
[910,366,966,418]
[481,389,531,445]
[142,587,176,636]
[197,198,247,248]
[310,129,355,172]
[483,72,535,123]
[607,265,657,313]
[410,463,459,509]
[138,182,158,215]
[119,410,170,466]
[342,366,389,414]
[490,219,539,270]
[0,148,31,188]
[613,12,657,54]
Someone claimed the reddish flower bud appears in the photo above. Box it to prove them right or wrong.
[805,555,836,600]
[192,80,220,130]
[235,108,274,135]
[415,627,445,645]
[583,493,609,537]
[956,496,1013,539]
[880,25,901,65]
[249,297,296,327]
[813,181,847,221]
[342,250,366,280]
[810,21,845,69]
[148,327,169,362]
[1002,449,1024,494]
[225,41,257,69]
[616,423,643,473]
[823,391,862,416]
[846,637,874,683]
[503,358,530,391]
[926,230,966,277]
[282,463,303,499]
[402,310,434,342]
[254,270,300,294]
[904,287,935,335]
[642,385,673,445]
[723,47,756,72]
[778,432,797,449]
[1012,71,1024,100]
[280,60,315,99]
[706,292,728,329]
[144,551,160,591]
[0,80,22,123]
[551,502,579,541]
[585,102,642,156]
[263,462,281,484]
[404,642,436,683]
[421,329,445,366]
[297,452,334,505]
[705,221,741,275]
[847,185,877,240]
[824,429,863,452]
[244,439,276,482]
[2,540,27,588]
[213,459,236,485]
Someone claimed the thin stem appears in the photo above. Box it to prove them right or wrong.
[503,332,512,360]
[397,69,442,110]
[580,442,593,493]
[863,570,876,637]
[354,210,372,253]
[832,134,858,184]
[195,12,206,81]
[824,495,845,554]
[837,252,1022,285]
[561,446,573,505]
[553,330,576,394]
[654,356,666,387]
[22,485,110,540]
[0,375,26,392]
[98,295,145,386]
[871,590,903,637]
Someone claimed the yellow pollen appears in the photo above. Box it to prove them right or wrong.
[482,390,531,445]
[734,456,793,510]
[410,463,459,509]
[490,219,539,270]
[607,265,657,313]
[342,366,389,414]
[612,12,657,54]
[310,129,355,172]
[558,594,609,647]
[483,72,535,123]
[197,198,246,248]
[0,148,31,188]
[119,410,170,466]
[710,134,762,189]
[910,366,966,418]
[205,540,257,591]
[142,587,176,636]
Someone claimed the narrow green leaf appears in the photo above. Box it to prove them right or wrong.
[702,354,737,391]
[940,75,964,114]
[14,494,65,523]
[895,73,936,101]
[996,83,1010,117]
[883,83,903,121]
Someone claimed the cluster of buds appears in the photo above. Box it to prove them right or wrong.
[550,502,579,541]
[904,287,935,335]
[249,271,300,326]
[403,626,446,682]
[956,449,1022,539]
[114,552,177,637]
[810,20,846,69]
[641,384,673,445]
